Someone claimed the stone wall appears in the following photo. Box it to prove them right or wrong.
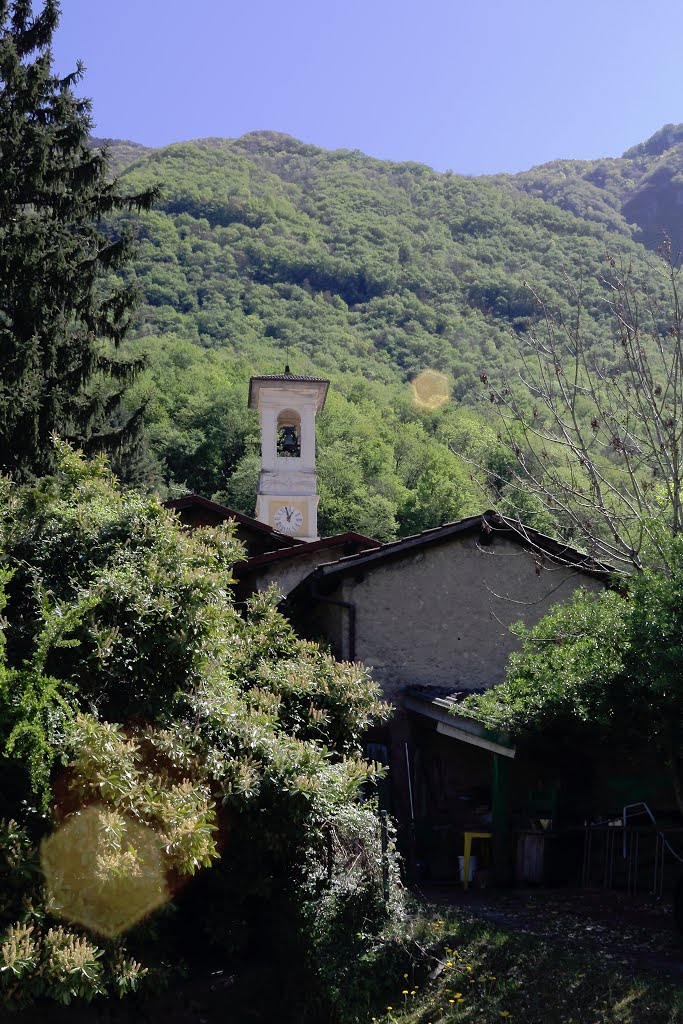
[322,532,603,698]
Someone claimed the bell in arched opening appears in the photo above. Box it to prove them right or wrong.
[248,372,330,541]
[277,413,301,458]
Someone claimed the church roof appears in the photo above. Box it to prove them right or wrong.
[163,494,303,552]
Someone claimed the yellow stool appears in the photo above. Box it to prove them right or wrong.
[462,831,492,891]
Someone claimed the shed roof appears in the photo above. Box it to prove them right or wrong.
[404,686,516,758]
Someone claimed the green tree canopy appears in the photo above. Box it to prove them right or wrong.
[0,445,393,1012]
[0,0,157,480]
[464,542,683,814]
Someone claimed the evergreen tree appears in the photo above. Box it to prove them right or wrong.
[0,0,158,479]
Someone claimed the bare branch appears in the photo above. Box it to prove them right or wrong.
[458,248,683,576]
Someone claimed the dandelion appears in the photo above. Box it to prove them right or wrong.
[410,990,416,996]
[500,1013,511,1019]
[402,989,409,995]
[455,992,462,998]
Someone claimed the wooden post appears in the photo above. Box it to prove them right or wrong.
[380,810,390,904]
[492,753,511,885]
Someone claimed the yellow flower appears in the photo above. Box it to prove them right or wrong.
[500,1013,511,1019]
[402,989,409,995]
[410,990,416,996]
[466,965,472,971]
[455,992,462,998]
[404,973,409,979]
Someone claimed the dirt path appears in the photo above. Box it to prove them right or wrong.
[414,885,683,977]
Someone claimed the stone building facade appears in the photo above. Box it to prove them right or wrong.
[285,512,607,880]
[168,373,611,883]
[288,515,604,698]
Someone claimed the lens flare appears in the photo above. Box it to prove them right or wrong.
[41,805,168,938]
[410,369,450,410]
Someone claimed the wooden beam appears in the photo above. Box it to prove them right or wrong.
[435,720,516,758]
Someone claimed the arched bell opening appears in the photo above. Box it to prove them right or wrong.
[276,409,301,458]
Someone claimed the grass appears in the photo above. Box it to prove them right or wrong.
[360,907,683,1024]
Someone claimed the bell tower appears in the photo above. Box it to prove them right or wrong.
[248,369,329,541]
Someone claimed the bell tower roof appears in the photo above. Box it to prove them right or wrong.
[248,372,329,412]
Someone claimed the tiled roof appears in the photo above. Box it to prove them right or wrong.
[290,510,612,597]
[405,685,488,704]
[403,687,515,754]
[250,373,330,383]
[248,372,330,410]
[163,494,303,545]
[236,531,380,573]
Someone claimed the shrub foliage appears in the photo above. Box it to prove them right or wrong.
[0,444,392,1011]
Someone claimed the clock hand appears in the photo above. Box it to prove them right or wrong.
[286,507,292,521]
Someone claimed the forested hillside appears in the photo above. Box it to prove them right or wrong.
[497,122,683,253]
[101,127,682,538]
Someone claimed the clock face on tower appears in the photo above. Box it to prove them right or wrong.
[274,504,304,535]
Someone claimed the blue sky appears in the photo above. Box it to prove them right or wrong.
[52,0,683,175]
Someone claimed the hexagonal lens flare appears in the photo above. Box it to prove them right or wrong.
[41,805,168,938]
[410,369,450,410]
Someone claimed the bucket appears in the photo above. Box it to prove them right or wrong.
[458,855,476,883]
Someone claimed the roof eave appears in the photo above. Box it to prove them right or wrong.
[248,375,330,411]
[403,693,516,758]
[163,494,303,545]
[308,511,612,585]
